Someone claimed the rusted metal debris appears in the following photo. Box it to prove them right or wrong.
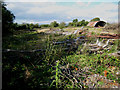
[97,33,120,39]
[84,32,120,39]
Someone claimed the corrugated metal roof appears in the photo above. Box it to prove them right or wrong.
[87,21,106,27]
[87,21,99,27]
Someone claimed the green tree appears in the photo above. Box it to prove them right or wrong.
[68,22,73,27]
[59,22,66,29]
[90,17,100,22]
[40,24,50,28]
[78,21,82,26]
[2,2,15,36]
[73,19,78,23]
[50,21,59,27]
[85,21,89,26]
[21,23,27,29]
[72,19,78,27]
[78,20,89,26]
[12,23,19,30]
[26,23,30,29]
[34,23,39,28]
[81,20,85,26]
[29,23,34,30]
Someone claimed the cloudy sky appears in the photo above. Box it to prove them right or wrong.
[5,0,119,24]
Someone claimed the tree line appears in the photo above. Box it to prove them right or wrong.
[13,19,89,30]
[13,17,101,30]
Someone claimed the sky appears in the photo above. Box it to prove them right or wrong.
[4,0,119,24]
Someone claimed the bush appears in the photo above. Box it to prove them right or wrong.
[2,3,15,36]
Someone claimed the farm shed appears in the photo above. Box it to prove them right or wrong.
[87,21,106,27]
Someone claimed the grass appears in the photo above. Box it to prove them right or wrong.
[2,28,120,89]
[64,27,81,32]
[3,30,73,50]
[64,52,120,81]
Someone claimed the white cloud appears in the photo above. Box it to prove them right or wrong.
[7,2,118,24]
[26,5,68,14]
[76,2,92,7]
[6,3,15,8]
[76,2,88,6]
[65,2,118,22]
[67,16,71,19]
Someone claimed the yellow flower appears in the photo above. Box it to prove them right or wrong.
[104,57,105,59]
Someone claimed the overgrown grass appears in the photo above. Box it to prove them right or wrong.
[2,30,78,88]
[63,50,120,83]
[3,30,76,50]
[2,29,120,89]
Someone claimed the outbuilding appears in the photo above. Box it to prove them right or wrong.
[87,21,106,27]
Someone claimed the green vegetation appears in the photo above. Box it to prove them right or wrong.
[68,19,89,27]
[59,22,66,30]
[3,31,76,88]
[2,2,15,36]
[50,21,59,28]
[3,29,120,88]
[90,17,100,22]
[2,2,120,89]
